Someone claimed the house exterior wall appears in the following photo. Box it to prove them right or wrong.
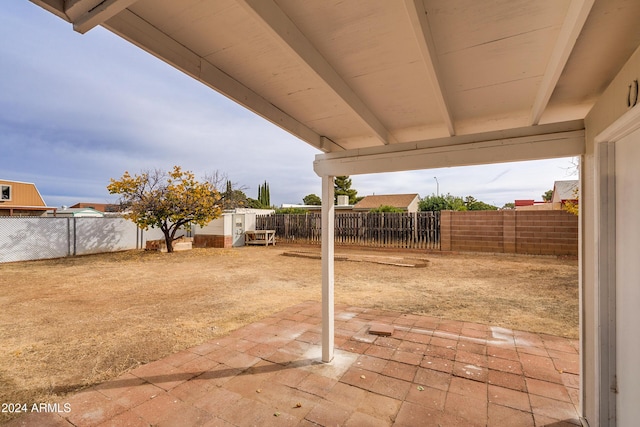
[614,129,640,427]
[353,194,419,212]
[584,42,640,426]
[0,180,46,207]
[439,210,577,256]
[0,180,48,216]
[407,197,419,213]
[515,203,553,211]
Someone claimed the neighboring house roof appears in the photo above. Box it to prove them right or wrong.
[552,180,579,203]
[55,208,104,217]
[280,204,352,211]
[353,194,420,211]
[70,202,120,212]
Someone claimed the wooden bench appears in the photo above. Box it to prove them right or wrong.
[245,230,276,246]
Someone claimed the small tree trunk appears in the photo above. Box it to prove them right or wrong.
[161,223,174,253]
[164,232,173,253]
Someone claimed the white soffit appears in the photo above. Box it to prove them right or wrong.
[30,0,640,160]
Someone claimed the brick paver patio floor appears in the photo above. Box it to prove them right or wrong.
[6,301,581,426]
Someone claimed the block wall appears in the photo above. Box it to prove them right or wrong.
[515,211,578,256]
[439,210,578,256]
[193,235,233,248]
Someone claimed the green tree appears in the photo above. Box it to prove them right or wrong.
[303,194,322,205]
[334,176,359,204]
[562,187,579,216]
[246,198,263,209]
[501,202,516,210]
[220,179,249,210]
[257,181,271,207]
[107,166,221,253]
[369,205,404,213]
[542,189,554,202]
[418,193,466,211]
[203,171,248,210]
[464,196,498,211]
[275,207,308,214]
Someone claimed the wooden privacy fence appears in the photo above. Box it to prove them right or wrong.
[256,212,440,249]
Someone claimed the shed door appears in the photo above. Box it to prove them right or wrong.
[232,214,245,247]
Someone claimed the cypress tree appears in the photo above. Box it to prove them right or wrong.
[257,181,270,207]
[265,182,270,206]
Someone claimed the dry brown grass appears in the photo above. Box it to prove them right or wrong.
[0,245,577,423]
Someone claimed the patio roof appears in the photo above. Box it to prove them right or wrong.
[31,0,640,165]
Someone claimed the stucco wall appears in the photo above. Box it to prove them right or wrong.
[613,129,640,427]
[583,42,640,426]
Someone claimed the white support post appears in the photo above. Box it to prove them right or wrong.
[321,175,335,363]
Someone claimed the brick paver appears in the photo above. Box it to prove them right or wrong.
[5,302,581,426]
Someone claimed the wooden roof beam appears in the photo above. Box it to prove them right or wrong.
[529,0,595,125]
[29,0,68,21]
[314,120,585,176]
[71,0,140,34]
[102,9,342,153]
[236,0,396,146]
[404,0,455,136]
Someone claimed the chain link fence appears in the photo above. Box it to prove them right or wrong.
[0,217,165,263]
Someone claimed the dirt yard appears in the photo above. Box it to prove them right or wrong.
[0,245,578,423]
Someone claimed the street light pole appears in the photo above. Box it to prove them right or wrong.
[434,177,439,197]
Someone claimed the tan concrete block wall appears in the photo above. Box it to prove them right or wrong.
[440,210,452,251]
[439,210,578,256]
[515,210,578,256]
[450,211,505,253]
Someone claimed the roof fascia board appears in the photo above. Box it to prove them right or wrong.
[314,123,585,176]
[319,120,584,160]
[30,0,69,21]
[73,0,140,34]
[529,0,595,125]
[237,0,396,146]
[0,179,39,185]
[404,0,455,136]
[103,9,341,153]
[65,0,101,20]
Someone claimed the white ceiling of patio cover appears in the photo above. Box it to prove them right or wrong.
[33,0,640,153]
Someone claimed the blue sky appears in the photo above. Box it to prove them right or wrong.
[1,3,578,208]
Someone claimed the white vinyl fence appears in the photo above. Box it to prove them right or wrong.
[0,217,165,263]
